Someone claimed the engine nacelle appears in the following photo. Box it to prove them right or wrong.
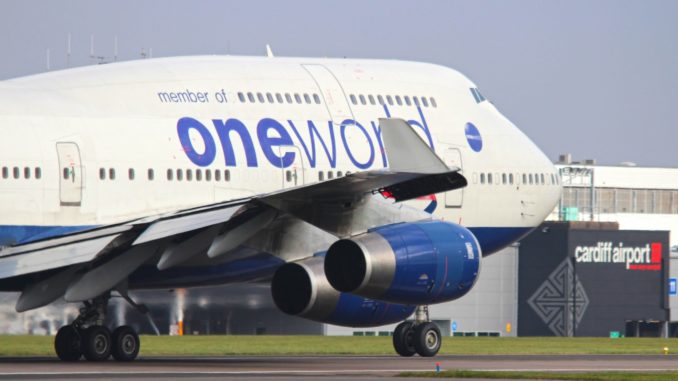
[271,256,415,327]
[324,221,481,305]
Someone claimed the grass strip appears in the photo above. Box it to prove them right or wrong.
[2,335,678,357]
[399,370,678,380]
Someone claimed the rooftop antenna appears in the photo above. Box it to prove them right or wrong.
[266,44,274,58]
[89,34,106,64]
[66,33,71,67]
[113,36,118,62]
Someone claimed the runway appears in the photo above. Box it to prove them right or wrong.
[1,354,678,380]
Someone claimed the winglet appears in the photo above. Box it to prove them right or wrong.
[379,118,449,173]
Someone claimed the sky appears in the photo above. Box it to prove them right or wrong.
[1,0,677,167]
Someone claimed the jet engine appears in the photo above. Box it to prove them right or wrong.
[324,221,480,305]
[271,256,415,327]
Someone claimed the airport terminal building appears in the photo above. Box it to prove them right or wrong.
[2,160,678,337]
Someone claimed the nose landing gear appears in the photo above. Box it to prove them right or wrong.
[392,305,442,357]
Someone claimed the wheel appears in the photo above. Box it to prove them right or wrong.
[111,326,140,361]
[82,326,112,361]
[54,325,82,362]
[393,321,416,357]
[413,322,442,357]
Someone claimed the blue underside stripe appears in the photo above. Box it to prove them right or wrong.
[0,225,96,246]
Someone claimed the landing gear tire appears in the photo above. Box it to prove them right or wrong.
[82,326,112,361]
[413,322,441,357]
[393,321,416,357]
[111,326,140,362]
[54,325,82,362]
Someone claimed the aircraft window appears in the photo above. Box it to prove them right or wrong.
[205,169,211,181]
[541,174,545,184]
[404,96,411,106]
[359,95,366,105]
[477,88,486,102]
[224,169,231,181]
[318,171,324,181]
[166,169,173,181]
[147,168,154,181]
[35,167,41,179]
[257,93,265,103]
[214,169,221,181]
[377,95,385,105]
[413,96,420,106]
[186,169,193,181]
[196,169,202,181]
[61,167,68,180]
[238,92,245,102]
[345,171,351,176]
[551,174,555,184]
[303,93,311,104]
[176,169,183,181]
[487,173,493,184]
[470,88,480,103]
[480,173,486,184]
[430,97,437,108]
[350,94,357,105]
[337,171,343,177]
[99,168,106,180]
[522,173,527,184]
[285,93,293,103]
[128,168,135,180]
[1,167,7,179]
[528,174,533,185]
[313,93,321,104]
[368,95,375,105]
[24,167,30,179]
[276,93,284,103]
[502,173,507,185]
[286,170,292,182]
[294,93,302,104]
[395,95,402,105]
[109,168,116,180]
[328,171,334,179]
[421,97,429,107]
[386,95,393,105]
[266,93,274,103]
[247,92,255,103]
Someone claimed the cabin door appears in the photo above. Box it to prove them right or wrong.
[56,142,83,206]
[302,64,354,125]
[444,148,464,208]
[277,145,305,189]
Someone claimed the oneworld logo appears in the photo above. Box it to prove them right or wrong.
[574,242,663,271]
[464,122,482,152]
[177,105,434,170]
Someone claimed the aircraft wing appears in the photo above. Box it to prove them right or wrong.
[0,118,466,312]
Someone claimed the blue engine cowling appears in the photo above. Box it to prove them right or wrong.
[271,256,415,327]
[324,221,481,305]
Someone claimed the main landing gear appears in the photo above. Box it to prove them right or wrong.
[54,293,141,362]
[392,305,442,357]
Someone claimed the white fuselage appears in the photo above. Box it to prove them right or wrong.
[0,56,560,252]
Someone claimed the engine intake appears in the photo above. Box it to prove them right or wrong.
[271,256,415,327]
[324,221,481,305]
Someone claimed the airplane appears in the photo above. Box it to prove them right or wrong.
[0,54,561,361]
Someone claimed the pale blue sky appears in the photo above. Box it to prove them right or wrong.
[1,0,676,166]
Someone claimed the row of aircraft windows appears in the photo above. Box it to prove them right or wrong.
[236,91,322,105]
[477,172,560,186]
[98,168,232,182]
[1,166,42,180]
[317,170,349,181]
[349,94,437,108]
